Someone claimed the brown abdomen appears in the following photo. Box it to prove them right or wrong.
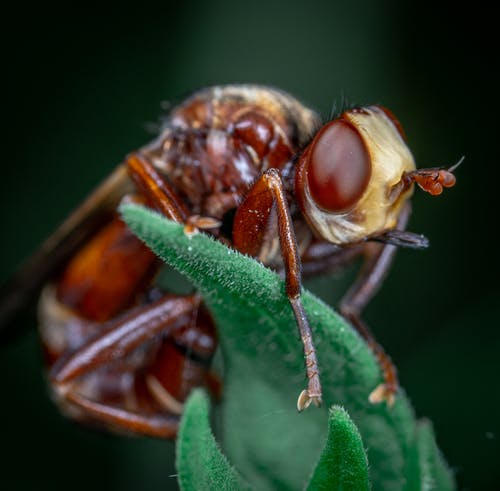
[56,218,158,322]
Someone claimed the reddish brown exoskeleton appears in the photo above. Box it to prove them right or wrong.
[0,85,458,437]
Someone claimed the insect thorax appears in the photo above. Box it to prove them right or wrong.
[141,85,320,219]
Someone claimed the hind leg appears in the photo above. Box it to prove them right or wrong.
[50,294,200,438]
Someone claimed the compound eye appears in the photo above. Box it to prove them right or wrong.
[306,120,371,212]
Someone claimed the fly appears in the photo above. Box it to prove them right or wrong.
[0,85,458,436]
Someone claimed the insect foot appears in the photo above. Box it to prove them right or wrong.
[183,215,222,236]
[297,389,322,411]
[369,383,397,407]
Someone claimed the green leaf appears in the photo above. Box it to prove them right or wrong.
[121,204,455,491]
[307,406,370,490]
[415,420,456,491]
[176,389,250,491]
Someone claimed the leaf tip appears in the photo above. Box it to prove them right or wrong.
[307,405,370,491]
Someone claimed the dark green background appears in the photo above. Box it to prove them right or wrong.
[1,2,497,490]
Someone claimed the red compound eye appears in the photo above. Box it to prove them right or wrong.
[306,120,371,212]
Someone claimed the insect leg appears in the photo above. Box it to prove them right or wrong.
[126,153,220,233]
[339,203,412,406]
[49,295,199,436]
[233,168,322,410]
[63,391,180,438]
[339,243,399,406]
[126,153,188,222]
[51,295,197,386]
[300,241,364,278]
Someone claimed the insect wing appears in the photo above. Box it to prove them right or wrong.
[0,165,133,336]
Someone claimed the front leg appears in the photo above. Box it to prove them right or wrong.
[127,153,220,233]
[233,168,322,410]
[340,203,412,406]
[339,242,399,406]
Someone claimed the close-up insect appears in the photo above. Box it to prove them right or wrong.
[0,84,458,438]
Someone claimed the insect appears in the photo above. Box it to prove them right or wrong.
[0,84,458,437]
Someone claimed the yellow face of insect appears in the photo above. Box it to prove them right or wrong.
[296,106,416,244]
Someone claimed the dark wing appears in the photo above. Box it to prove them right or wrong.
[0,165,133,338]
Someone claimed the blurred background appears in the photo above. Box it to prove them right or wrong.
[1,1,497,490]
